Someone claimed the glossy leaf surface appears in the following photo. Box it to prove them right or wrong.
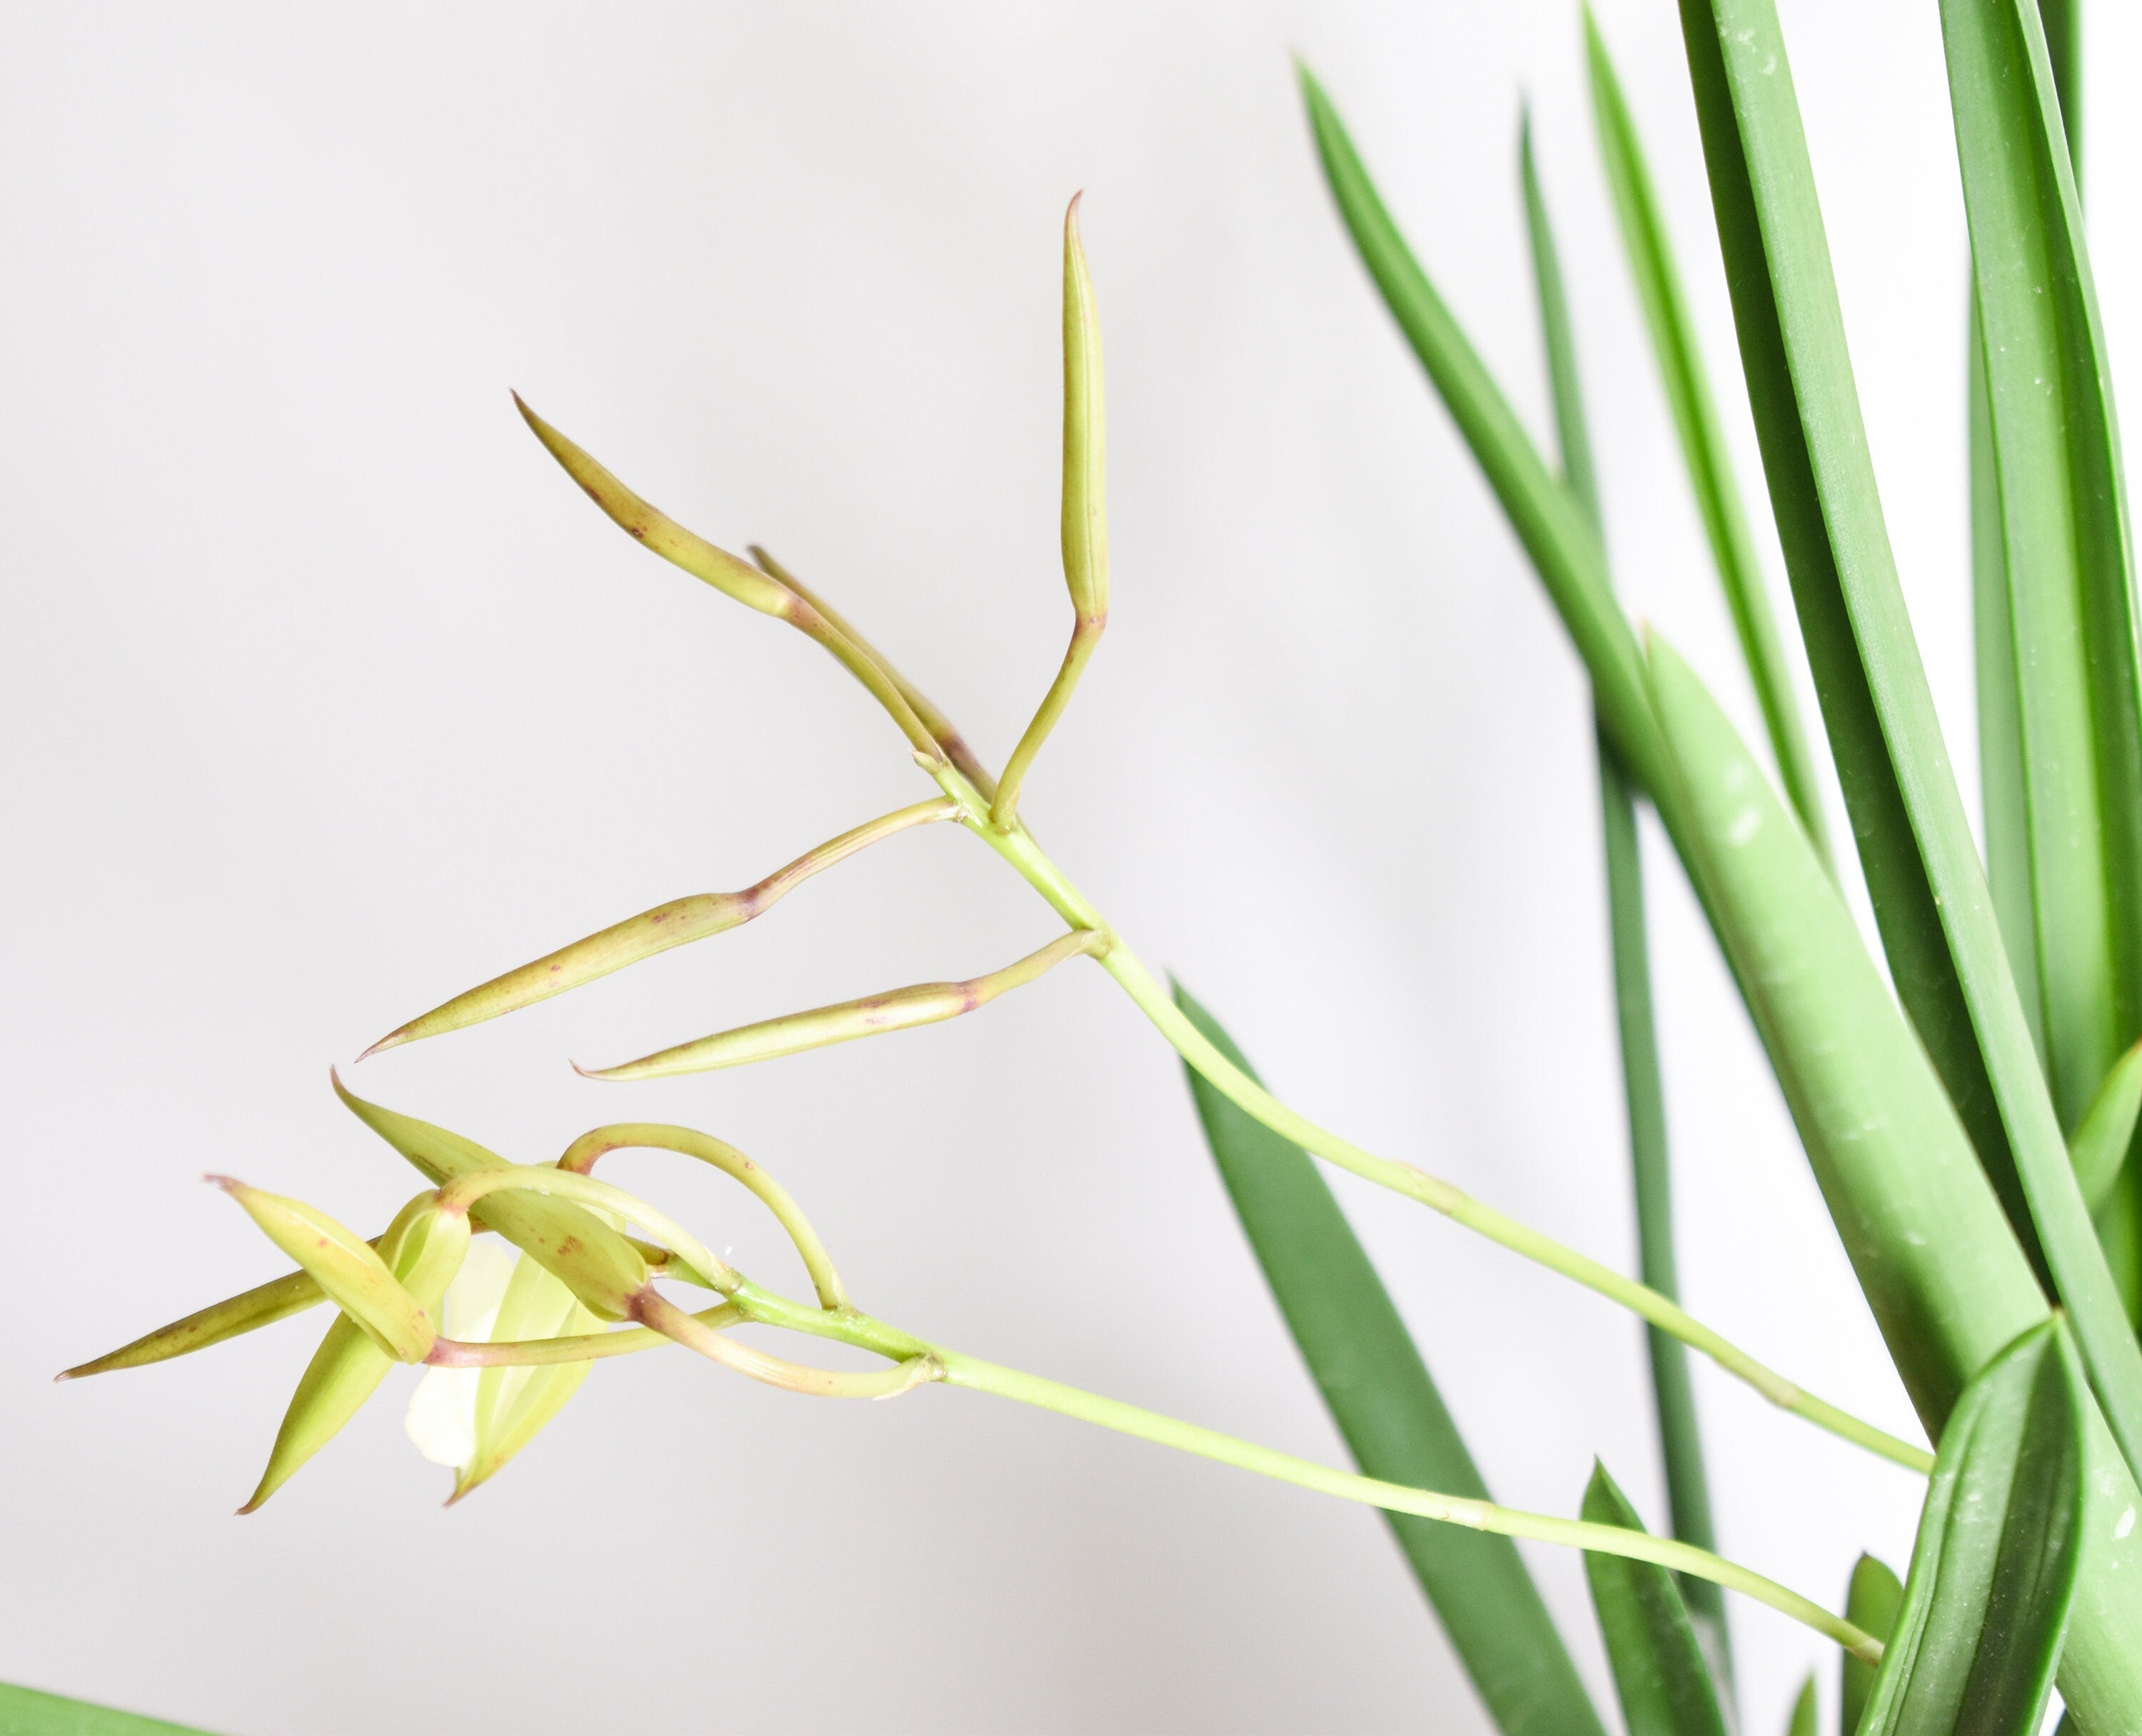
[1856,1321,2086,1736]
[1676,0,2142,1497]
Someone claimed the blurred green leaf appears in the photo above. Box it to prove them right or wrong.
[1583,6,1831,869]
[1786,1675,1816,1736]
[1841,1553,1905,1736]
[0,1684,211,1736]
[1857,1321,2086,1736]
[1175,985,1605,1736]
[1676,0,2142,1493]
[1579,1463,1728,1736]
[1519,108,1729,1693]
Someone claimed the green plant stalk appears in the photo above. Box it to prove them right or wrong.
[1521,108,1731,1687]
[920,760,1931,1473]
[446,1273,1880,1663]
[993,620,1102,831]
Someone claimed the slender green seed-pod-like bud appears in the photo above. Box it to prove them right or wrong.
[513,393,796,619]
[1060,194,1107,628]
[578,929,1105,1082]
[361,799,955,1059]
[209,1178,434,1364]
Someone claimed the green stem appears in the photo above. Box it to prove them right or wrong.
[447,1270,1878,1662]
[993,620,1103,831]
[936,1350,1876,1662]
[931,764,1933,1475]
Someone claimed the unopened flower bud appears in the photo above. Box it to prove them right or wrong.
[1060,194,1108,629]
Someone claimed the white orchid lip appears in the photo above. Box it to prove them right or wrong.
[405,1240,516,1473]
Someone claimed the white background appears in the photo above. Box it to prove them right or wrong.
[4,4,2137,1732]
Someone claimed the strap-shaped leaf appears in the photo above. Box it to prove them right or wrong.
[1945,0,2142,1328]
[1175,986,1605,1736]
[1579,1463,1729,1736]
[1676,0,2142,1494]
[1298,66,1661,803]
[0,1682,213,1735]
[1857,1321,2086,1736]
[1519,113,1729,1692]
[1583,8,1831,869]
[1841,1554,1904,1736]
[1945,0,2142,1129]
[333,1074,648,1321]
[1644,628,2142,1724]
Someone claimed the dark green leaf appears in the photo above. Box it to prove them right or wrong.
[1580,1463,1728,1736]
[0,1682,213,1736]
[1677,0,2142,1499]
[1857,1321,2086,1736]
[1841,1554,1905,1736]
[1584,7,1831,869]
[1520,110,1729,1692]
[1175,984,1605,1736]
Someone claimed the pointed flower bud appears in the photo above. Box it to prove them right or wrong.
[1060,193,1108,629]
[577,928,1106,1082]
[362,798,954,1058]
[513,394,795,619]
[209,1177,434,1364]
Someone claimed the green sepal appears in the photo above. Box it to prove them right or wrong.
[333,1074,647,1320]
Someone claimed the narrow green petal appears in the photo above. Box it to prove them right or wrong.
[333,1074,648,1322]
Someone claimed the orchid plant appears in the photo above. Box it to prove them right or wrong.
[49,0,2142,1732]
